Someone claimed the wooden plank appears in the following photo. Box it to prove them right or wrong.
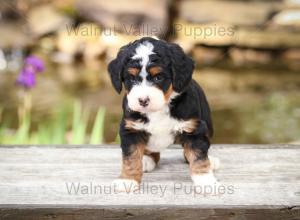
[0,145,299,220]
[1,207,299,220]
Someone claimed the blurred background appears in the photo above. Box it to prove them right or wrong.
[0,0,300,145]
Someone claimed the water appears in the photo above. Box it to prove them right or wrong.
[0,59,300,144]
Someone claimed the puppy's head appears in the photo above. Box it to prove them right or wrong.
[108,37,194,113]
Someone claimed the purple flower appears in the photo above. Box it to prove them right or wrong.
[25,56,44,73]
[16,67,36,88]
[16,56,44,89]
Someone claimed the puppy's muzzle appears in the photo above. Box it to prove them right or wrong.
[138,97,150,107]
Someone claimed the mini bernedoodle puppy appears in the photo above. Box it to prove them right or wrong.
[108,37,219,191]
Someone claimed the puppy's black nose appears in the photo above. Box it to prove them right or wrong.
[138,97,150,107]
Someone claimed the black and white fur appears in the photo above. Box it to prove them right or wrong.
[108,37,219,191]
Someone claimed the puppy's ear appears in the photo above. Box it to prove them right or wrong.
[108,48,128,94]
[168,43,195,93]
[108,59,122,93]
[108,55,124,94]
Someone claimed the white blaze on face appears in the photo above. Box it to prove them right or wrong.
[127,41,166,113]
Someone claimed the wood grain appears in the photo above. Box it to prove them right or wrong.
[0,144,299,220]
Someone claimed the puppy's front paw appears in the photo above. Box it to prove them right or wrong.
[112,178,139,193]
[142,155,156,172]
[192,171,219,188]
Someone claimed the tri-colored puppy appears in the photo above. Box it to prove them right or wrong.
[108,37,219,191]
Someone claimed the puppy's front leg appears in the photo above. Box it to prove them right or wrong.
[113,143,145,192]
[183,137,218,187]
[143,149,160,172]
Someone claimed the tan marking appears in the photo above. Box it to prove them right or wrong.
[124,119,143,131]
[120,144,145,183]
[149,66,162,76]
[183,143,211,175]
[164,85,174,101]
[182,119,198,133]
[144,149,160,164]
[128,67,140,76]
[124,119,135,130]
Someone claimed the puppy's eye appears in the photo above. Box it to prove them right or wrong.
[153,75,163,82]
[129,75,138,83]
[130,77,136,83]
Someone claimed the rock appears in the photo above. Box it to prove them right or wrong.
[175,21,237,47]
[271,9,300,27]
[229,48,273,65]
[56,23,106,62]
[100,32,139,60]
[281,49,300,69]
[76,0,169,37]
[284,0,300,8]
[172,39,194,53]
[179,0,282,26]
[0,21,31,49]
[56,28,81,60]
[236,28,300,49]
[56,22,139,62]
[28,4,71,36]
[0,50,7,71]
[281,48,300,61]
[53,0,77,16]
[51,52,74,64]
[0,0,23,20]
[192,46,225,65]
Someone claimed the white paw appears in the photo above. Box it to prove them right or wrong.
[112,178,139,193]
[142,155,156,172]
[208,156,220,170]
[192,171,219,188]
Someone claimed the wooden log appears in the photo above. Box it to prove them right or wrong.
[0,145,299,220]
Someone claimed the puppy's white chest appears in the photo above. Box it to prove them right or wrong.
[127,107,197,152]
[145,110,176,152]
[138,107,193,152]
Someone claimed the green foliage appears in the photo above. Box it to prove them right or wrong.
[0,107,3,143]
[114,133,121,144]
[90,107,106,144]
[51,107,68,144]
[71,101,90,144]
[15,111,31,144]
[0,102,106,145]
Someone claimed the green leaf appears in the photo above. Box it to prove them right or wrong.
[71,101,89,144]
[0,107,3,143]
[114,133,121,144]
[0,106,3,124]
[15,110,31,144]
[90,107,106,144]
[37,124,51,144]
[51,107,68,144]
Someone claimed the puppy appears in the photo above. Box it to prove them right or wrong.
[108,37,219,191]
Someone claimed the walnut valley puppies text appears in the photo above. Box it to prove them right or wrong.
[65,23,235,39]
[65,182,234,197]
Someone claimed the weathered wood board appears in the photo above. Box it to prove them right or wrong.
[0,145,299,220]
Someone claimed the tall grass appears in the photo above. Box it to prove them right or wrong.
[90,107,106,144]
[0,102,106,145]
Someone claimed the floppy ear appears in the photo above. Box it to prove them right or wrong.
[168,43,195,93]
[108,50,127,94]
[108,43,133,93]
[108,56,123,93]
